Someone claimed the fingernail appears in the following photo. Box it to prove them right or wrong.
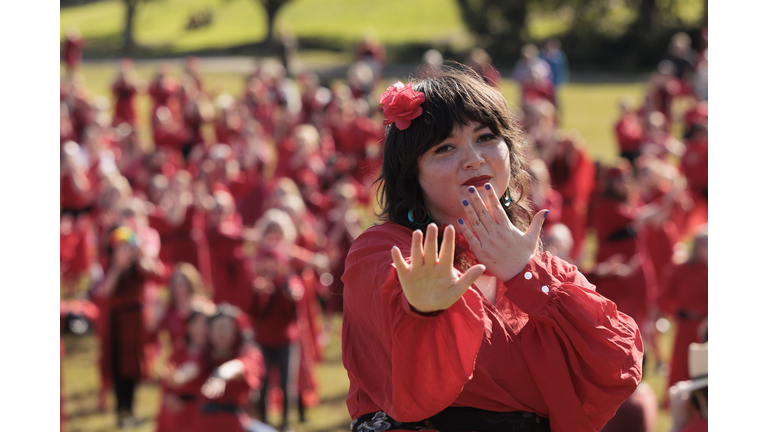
[469,186,476,193]
[462,199,469,206]
[458,218,464,225]
[544,210,550,218]
[485,183,491,190]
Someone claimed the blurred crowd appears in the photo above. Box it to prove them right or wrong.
[60,27,707,432]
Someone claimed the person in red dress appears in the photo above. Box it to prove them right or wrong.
[659,227,708,391]
[248,247,304,430]
[62,26,86,74]
[98,226,164,428]
[151,262,207,351]
[342,70,642,432]
[546,133,595,260]
[112,58,144,127]
[205,189,255,312]
[614,98,644,165]
[194,304,265,432]
[155,303,213,432]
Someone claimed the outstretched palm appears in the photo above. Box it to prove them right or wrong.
[391,224,486,313]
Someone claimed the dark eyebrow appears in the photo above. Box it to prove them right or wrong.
[474,124,490,132]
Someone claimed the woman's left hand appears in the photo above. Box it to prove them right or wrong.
[456,183,548,282]
[201,374,226,399]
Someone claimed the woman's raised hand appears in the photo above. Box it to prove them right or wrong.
[391,223,486,313]
[457,184,548,282]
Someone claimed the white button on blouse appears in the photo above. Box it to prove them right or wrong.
[541,286,549,293]
[524,272,532,280]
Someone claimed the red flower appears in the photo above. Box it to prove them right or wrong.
[379,81,426,130]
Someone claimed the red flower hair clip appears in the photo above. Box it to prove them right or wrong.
[379,81,426,130]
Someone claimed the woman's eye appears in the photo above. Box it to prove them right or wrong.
[478,133,496,142]
[434,145,452,154]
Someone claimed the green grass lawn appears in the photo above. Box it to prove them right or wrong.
[60,0,474,55]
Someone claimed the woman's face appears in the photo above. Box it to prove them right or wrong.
[170,274,192,307]
[209,316,237,352]
[187,314,208,348]
[417,121,511,225]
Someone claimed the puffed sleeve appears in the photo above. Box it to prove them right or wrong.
[503,252,643,432]
[238,347,265,390]
[342,224,488,422]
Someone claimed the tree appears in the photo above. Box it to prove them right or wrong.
[455,0,529,59]
[123,0,142,50]
[255,0,293,44]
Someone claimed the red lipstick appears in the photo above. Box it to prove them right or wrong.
[462,175,492,187]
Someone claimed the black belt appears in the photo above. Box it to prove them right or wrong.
[351,407,550,432]
[200,402,240,414]
[178,393,197,402]
[606,226,637,241]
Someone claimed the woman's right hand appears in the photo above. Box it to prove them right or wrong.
[391,223,486,313]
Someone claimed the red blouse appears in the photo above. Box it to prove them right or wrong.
[342,222,643,432]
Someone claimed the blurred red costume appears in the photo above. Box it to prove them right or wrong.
[659,261,708,389]
[548,144,595,258]
[342,222,643,432]
[592,197,656,329]
[155,347,207,432]
[206,221,252,312]
[193,347,264,432]
[112,78,139,126]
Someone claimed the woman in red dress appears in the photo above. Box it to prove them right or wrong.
[659,228,708,391]
[194,304,265,432]
[342,70,643,432]
[99,226,163,428]
[155,303,213,432]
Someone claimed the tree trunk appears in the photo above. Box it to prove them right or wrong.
[123,0,139,50]
[264,0,281,44]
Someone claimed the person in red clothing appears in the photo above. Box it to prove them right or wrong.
[659,227,708,391]
[151,262,207,351]
[343,70,642,432]
[249,247,303,430]
[546,133,595,260]
[614,97,644,165]
[195,304,265,432]
[205,189,255,312]
[155,303,214,432]
[62,26,86,74]
[99,226,164,428]
[112,58,144,127]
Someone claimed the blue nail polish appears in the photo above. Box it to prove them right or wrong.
[458,218,464,225]
[469,186,476,193]
[462,199,469,206]
[544,210,550,218]
[485,183,491,190]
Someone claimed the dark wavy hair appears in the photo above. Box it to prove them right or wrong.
[374,67,534,233]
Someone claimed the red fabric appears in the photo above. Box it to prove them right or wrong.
[250,276,301,347]
[155,347,206,432]
[614,114,644,153]
[60,171,93,211]
[598,383,657,432]
[592,198,656,327]
[157,307,188,351]
[342,222,643,432]
[681,137,708,192]
[63,37,83,70]
[112,79,138,126]
[207,223,252,312]
[193,348,265,432]
[659,262,708,388]
[680,419,708,432]
[522,80,555,106]
[549,147,595,258]
[99,265,151,385]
